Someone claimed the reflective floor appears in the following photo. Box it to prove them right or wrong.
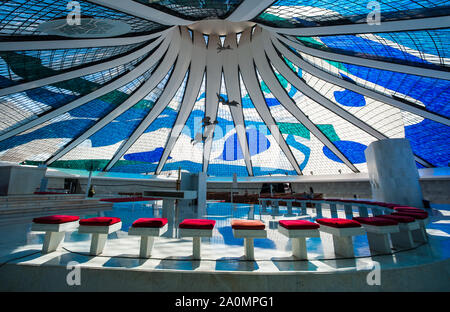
[0,200,449,273]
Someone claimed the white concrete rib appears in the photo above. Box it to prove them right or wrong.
[0,31,174,144]
[155,30,206,174]
[226,0,276,22]
[202,35,223,174]
[270,34,435,168]
[238,28,302,175]
[259,16,450,36]
[0,34,167,97]
[105,27,193,171]
[86,0,192,25]
[222,32,254,176]
[267,37,389,141]
[0,30,169,51]
[46,32,179,165]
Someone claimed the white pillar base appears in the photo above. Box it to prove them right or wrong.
[371,208,384,216]
[90,233,107,256]
[331,236,354,258]
[366,232,392,254]
[193,237,201,260]
[365,139,424,208]
[244,238,255,260]
[411,227,428,243]
[300,202,307,215]
[344,205,353,219]
[42,231,65,254]
[390,230,415,249]
[139,236,155,258]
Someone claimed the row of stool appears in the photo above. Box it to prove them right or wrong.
[31,206,429,260]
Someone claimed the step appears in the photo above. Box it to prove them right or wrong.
[0,200,99,211]
[0,201,113,215]
[0,199,89,206]
[0,206,114,226]
[0,194,86,203]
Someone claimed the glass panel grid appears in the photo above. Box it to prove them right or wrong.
[256,1,450,28]
[110,70,188,174]
[0,0,165,36]
[240,72,296,176]
[208,73,248,177]
[295,31,449,70]
[296,50,450,118]
[0,53,148,136]
[162,73,206,175]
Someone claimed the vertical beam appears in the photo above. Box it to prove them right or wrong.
[244,237,255,260]
[202,35,223,174]
[104,27,193,171]
[155,31,207,174]
[292,237,308,259]
[222,33,254,176]
[237,28,302,175]
[192,237,202,259]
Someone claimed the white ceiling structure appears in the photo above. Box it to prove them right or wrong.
[0,0,449,176]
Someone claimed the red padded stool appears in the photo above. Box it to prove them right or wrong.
[179,219,216,260]
[278,220,320,259]
[378,214,418,249]
[128,218,168,258]
[353,217,399,254]
[316,218,365,257]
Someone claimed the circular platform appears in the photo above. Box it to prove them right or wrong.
[0,201,449,291]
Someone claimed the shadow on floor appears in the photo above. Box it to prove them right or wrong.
[155,256,201,270]
[214,256,259,272]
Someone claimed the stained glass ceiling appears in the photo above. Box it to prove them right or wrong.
[0,0,448,176]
